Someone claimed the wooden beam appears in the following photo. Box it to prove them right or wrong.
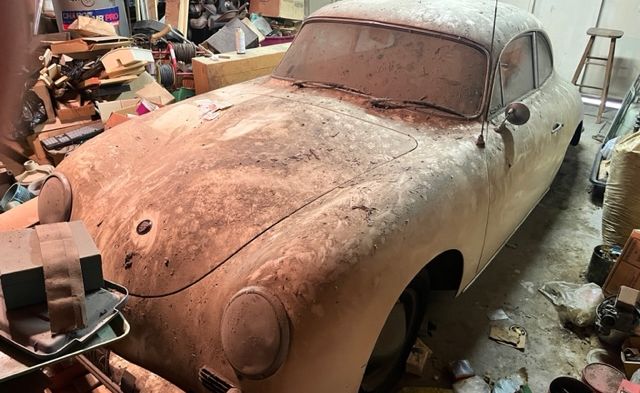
[177,0,189,37]
[193,44,290,95]
[147,0,158,20]
[164,0,179,28]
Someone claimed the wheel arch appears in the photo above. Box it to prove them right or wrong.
[413,249,465,292]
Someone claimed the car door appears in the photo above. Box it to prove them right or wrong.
[478,32,560,271]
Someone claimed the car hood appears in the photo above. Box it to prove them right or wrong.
[59,90,418,296]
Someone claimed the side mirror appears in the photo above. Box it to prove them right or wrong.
[505,102,530,126]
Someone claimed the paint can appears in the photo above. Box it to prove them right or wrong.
[549,377,592,393]
[582,363,625,393]
[587,245,621,286]
[52,0,130,36]
[0,184,34,212]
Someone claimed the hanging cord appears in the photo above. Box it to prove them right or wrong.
[173,42,197,63]
[477,0,499,148]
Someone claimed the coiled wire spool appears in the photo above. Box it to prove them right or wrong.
[157,62,175,88]
[173,42,197,63]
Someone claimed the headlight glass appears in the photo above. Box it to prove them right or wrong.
[221,286,290,379]
[38,172,72,224]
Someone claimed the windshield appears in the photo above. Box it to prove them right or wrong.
[273,21,489,117]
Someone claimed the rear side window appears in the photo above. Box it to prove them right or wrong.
[500,35,535,103]
[536,33,553,85]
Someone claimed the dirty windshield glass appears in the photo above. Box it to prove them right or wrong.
[273,21,488,117]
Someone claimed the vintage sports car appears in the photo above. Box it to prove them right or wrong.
[39,0,583,392]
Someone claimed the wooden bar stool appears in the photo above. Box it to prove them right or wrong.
[572,27,624,124]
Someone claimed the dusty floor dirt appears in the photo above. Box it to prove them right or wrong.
[398,104,618,392]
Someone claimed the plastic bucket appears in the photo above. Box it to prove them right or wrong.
[549,377,592,393]
[0,184,34,212]
[587,245,621,286]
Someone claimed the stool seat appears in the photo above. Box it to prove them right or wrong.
[573,27,624,123]
[587,27,624,39]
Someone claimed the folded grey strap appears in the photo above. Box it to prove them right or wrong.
[36,223,87,334]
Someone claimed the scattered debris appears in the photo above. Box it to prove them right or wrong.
[539,281,604,327]
[406,338,432,376]
[489,322,527,351]
[487,309,510,321]
[196,99,233,120]
[492,369,528,393]
[450,360,475,381]
[453,376,491,393]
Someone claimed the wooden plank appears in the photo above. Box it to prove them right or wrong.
[178,0,189,37]
[193,43,290,94]
[164,0,180,29]
[147,0,158,20]
[31,81,56,124]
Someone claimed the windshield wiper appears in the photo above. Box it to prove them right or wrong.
[292,80,371,96]
[370,98,467,118]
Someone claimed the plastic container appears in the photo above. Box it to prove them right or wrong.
[582,363,625,393]
[14,160,54,186]
[549,377,592,393]
[587,245,622,286]
[235,28,246,54]
[52,0,130,36]
[0,184,34,212]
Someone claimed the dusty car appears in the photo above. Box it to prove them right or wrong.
[39,0,583,392]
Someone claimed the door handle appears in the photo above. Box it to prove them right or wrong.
[551,123,564,134]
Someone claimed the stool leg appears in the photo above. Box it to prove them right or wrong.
[597,38,617,124]
[573,36,595,85]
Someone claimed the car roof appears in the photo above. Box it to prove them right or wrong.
[308,0,543,57]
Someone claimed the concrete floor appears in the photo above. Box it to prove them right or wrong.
[399,104,616,393]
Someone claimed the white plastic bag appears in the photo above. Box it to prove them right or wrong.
[539,281,604,327]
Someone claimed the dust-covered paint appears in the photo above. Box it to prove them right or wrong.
[53,1,582,392]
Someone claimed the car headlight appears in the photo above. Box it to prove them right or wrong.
[38,172,72,224]
[221,287,290,379]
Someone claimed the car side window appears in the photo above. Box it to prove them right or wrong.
[500,34,535,104]
[536,33,553,85]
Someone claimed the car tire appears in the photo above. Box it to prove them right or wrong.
[570,122,583,146]
[359,275,430,393]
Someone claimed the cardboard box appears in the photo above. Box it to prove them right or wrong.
[250,0,304,20]
[48,36,131,59]
[57,100,96,123]
[604,230,640,296]
[97,99,140,123]
[617,286,640,310]
[0,221,103,311]
[31,81,56,125]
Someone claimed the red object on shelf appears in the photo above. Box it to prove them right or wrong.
[261,35,295,46]
[618,380,640,393]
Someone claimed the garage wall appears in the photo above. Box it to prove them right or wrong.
[503,0,640,99]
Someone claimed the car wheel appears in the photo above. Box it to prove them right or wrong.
[359,276,429,393]
[570,122,583,146]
